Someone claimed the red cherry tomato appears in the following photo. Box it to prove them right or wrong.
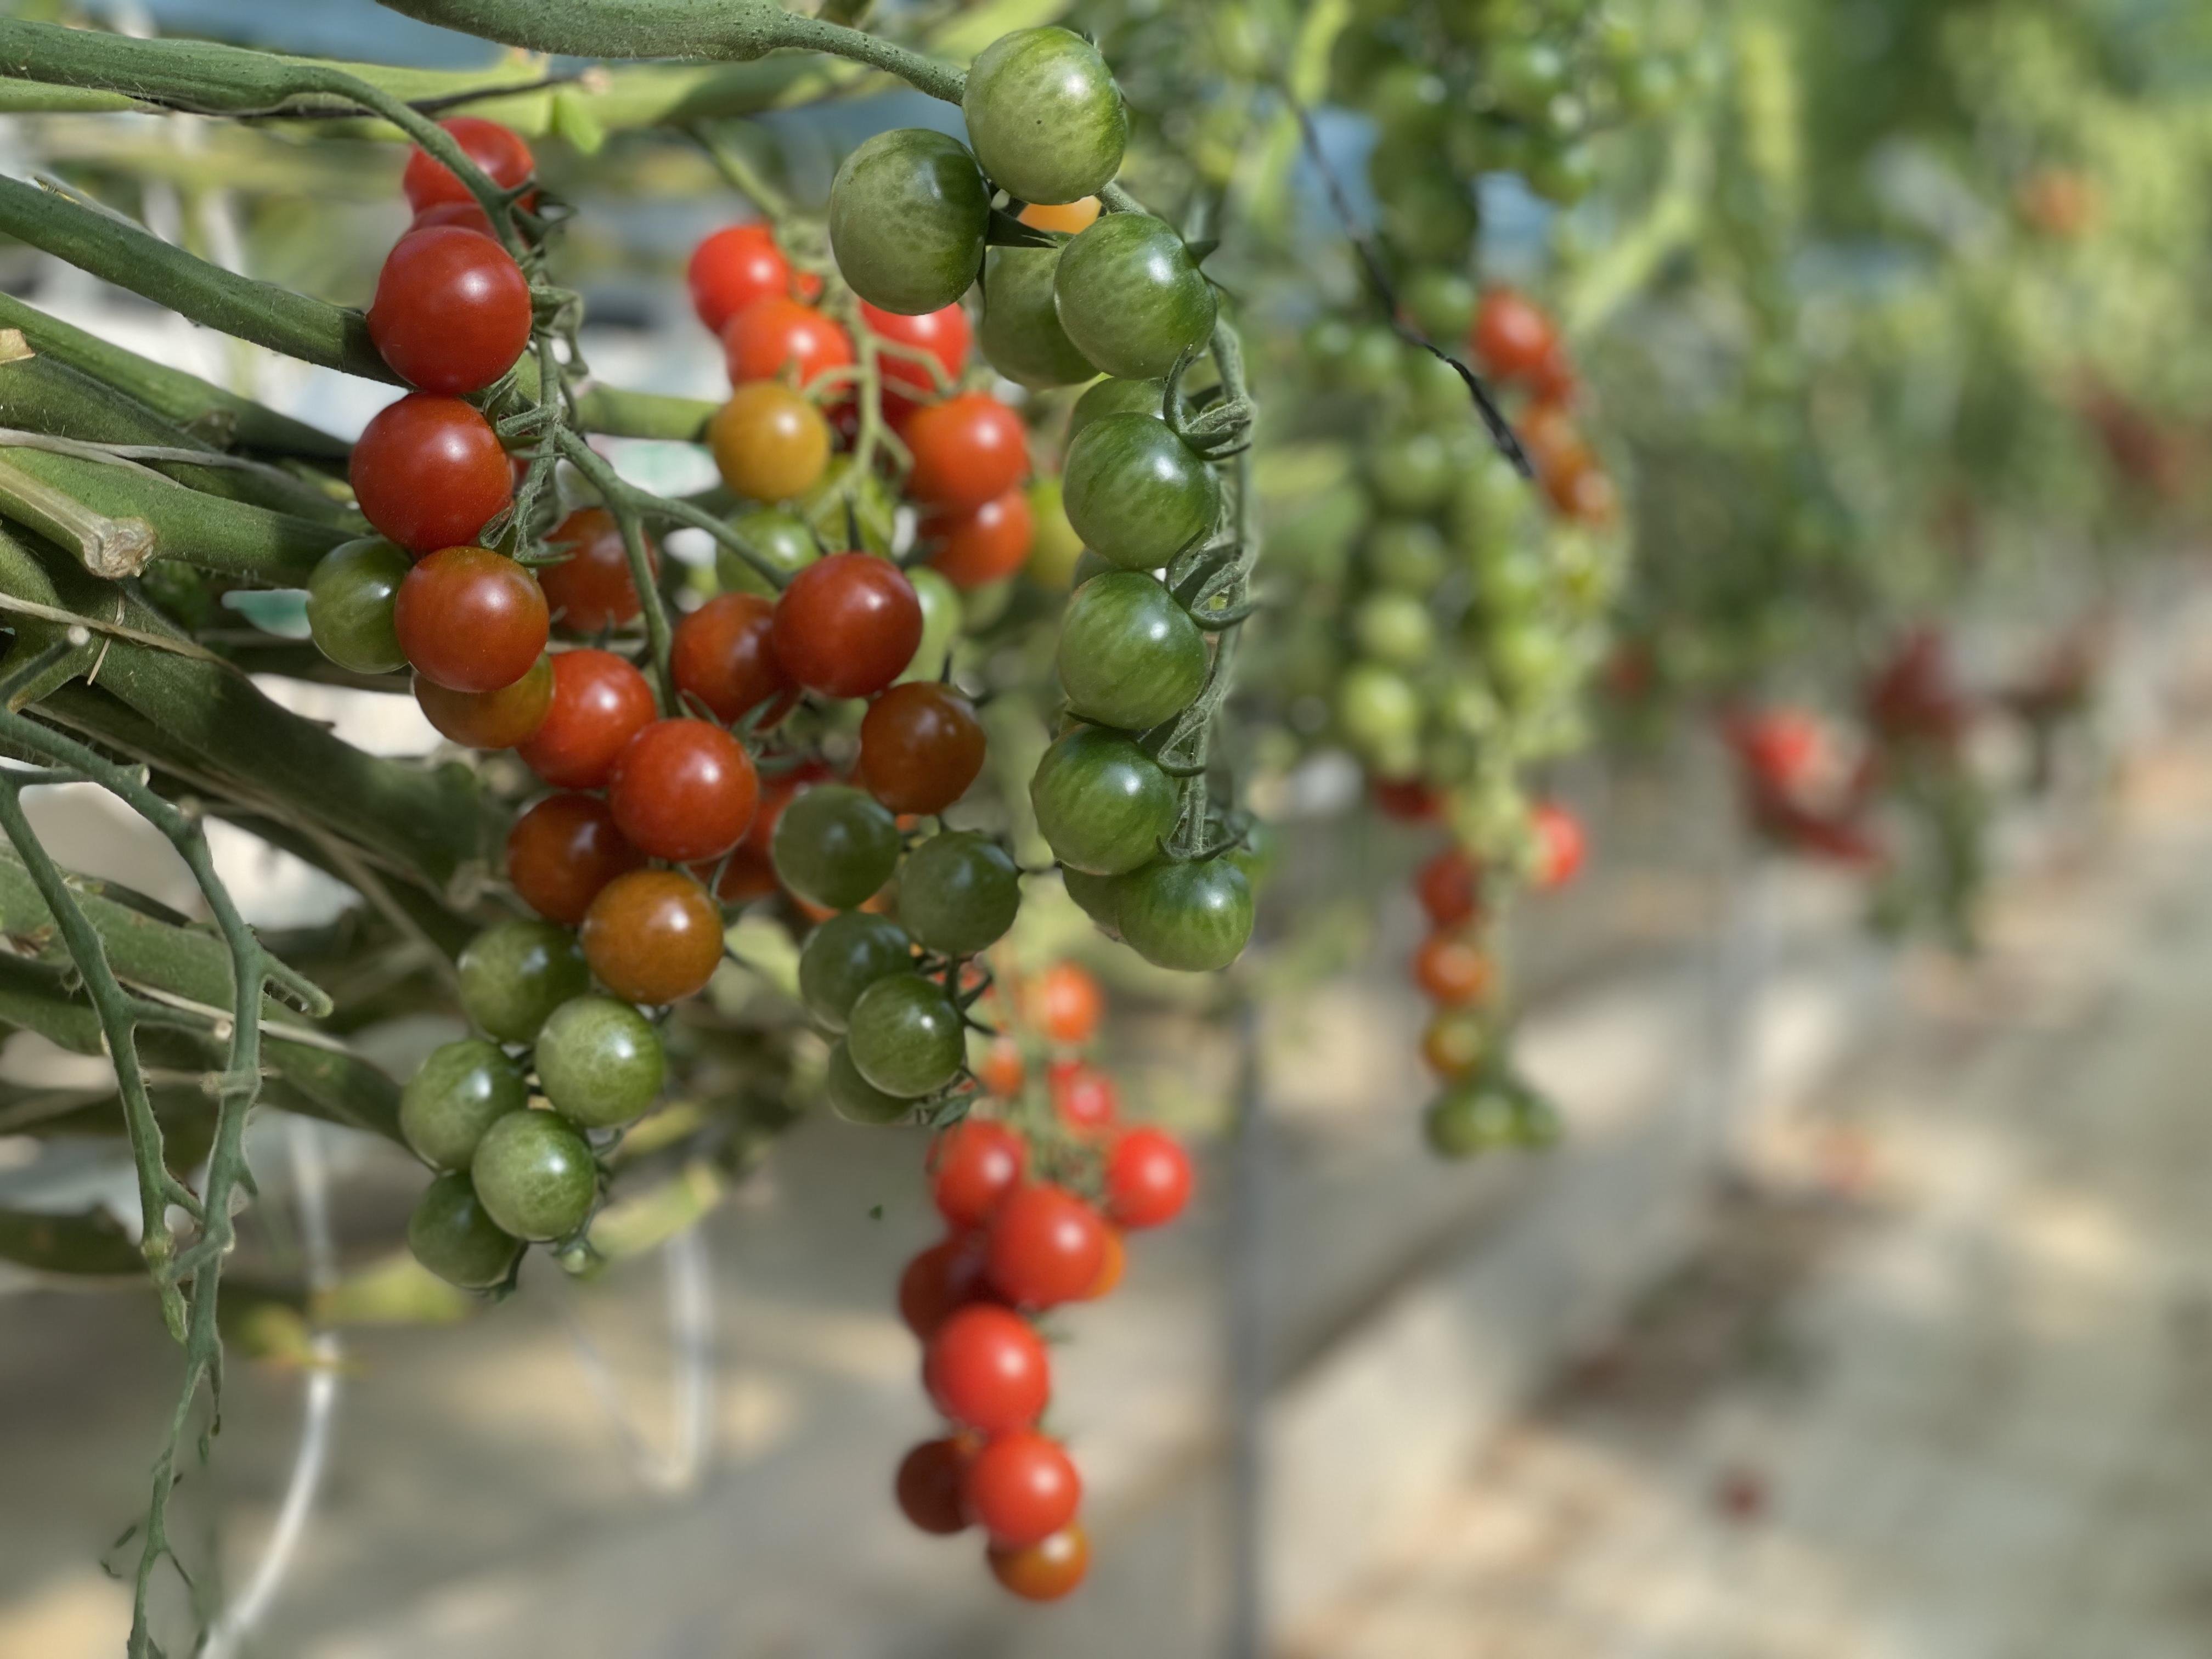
[985,1184,1107,1309]
[506,792,646,925]
[930,1119,1026,1229]
[978,1039,1026,1099]
[962,1431,1081,1547]
[393,545,546,693]
[923,1304,1050,1434]
[1036,962,1103,1046]
[1080,1224,1125,1300]
[413,656,551,750]
[672,592,794,725]
[688,223,795,336]
[1106,1127,1193,1229]
[722,296,854,394]
[410,199,496,239]
[1470,286,1558,383]
[367,226,531,397]
[1047,1060,1118,1133]
[1412,932,1493,1005]
[1531,800,1586,889]
[905,393,1028,512]
[771,554,921,700]
[1372,776,1442,822]
[895,1437,973,1536]
[859,300,969,425]
[350,394,512,556]
[540,507,656,634]
[898,1231,995,1339]
[1414,846,1481,929]
[924,489,1034,590]
[1528,339,1578,407]
[856,681,985,816]
[400,116,535,214]
[607,718,759,864]
[988,1525,1088,1601]
[515,648,656,789]
[581,868,726,1005]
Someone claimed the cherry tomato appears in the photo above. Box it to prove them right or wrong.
[408,1172,521,1290]
[1372,776,1442,822]
[895,1437,973,1536]
[721,295,854,393]
[985,1183,1106,1308]
[963,1431,1081,1547]
[607,718,758,864]
[1047,1059,1118,1133]
[1106,1126,1192,1229]
[1420,1008,1488,1079]
[400,116,535,213]
[410,198,496,239]
[1081,1224,1125,1299]
[367,225,531,397]
[1528,339,1578,407]
[1018,196,1101,234]
[905,392,1028,512]
[899,1231,995,1339]
[470,1111,595,1242]
[507,792,646,925]
[1531,801,1586,889]
[580,868,725,1005]
[931,1119,1026,1229]
[1036,962,1102,1046]
[1415,846,1481,929]
[924,1304,1050,1434]
[1470,286,1557,382]
[540,507,655,634]
[856,681,984,815]
[924,488,1034,590]
[859,300,969,425]
[393,545,546,693]
[515,648,656,789]
[688,223,794,336]
[414,655,551,749]
[1550,458,1620,527]
[708,381,832,503]
[350,394,512,556]
[771,554,921,699]
[672,592,793,725]
[978,1039,1026,1099]
[1412,932,1493,1005]
[987,1524,1088,1601]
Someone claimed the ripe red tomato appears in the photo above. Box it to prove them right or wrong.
[1036,962,1103,1046]
[1047,1060,1118,1132]
[962,1431,1081,1547]
[689,223,795,336]
[607,718,759,863]
[924,489,1034,590]
[1414,846,1481,929]
[515,648,656,789]
[978,1039,1026,1099]
[1528,339,1578,407]
[540,507,656,634]
[859,300,969,425]
[367,226,532,397]
[1105,1127,1193,1229]
[1081,1224,1125,1299]
[856,681,985,815]
[672,592,794,725]
[410,198,496,239]
[393,545,546,692]
[507,792,646,925]
[771,554,922,699]
[895,1437,973,1536]
[898,1231,995,1339]
[905,393,1028,512]
[985,1184,1107,1309]
[350,394,512,556]
[413,656,551,750]
[988,1525,1088,1601]
[400,116,535,213]
[930,1119,1026,1229]
[580,867,725,1005]
[1372,776,1442,822]
[1471,287,1558,383]
[1531,800,1586,889]
[1725,708,1820,793]
[1412,932,1493,1004]
[923,1304,1050,1434]
[722,295,854,393]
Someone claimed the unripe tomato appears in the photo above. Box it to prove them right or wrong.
[540,507,655,634]
[721,296,854,393]
[1030,726,1178,877]
[904,393,1028,512]
[860,300,970,425]
[672,592,793,725]
[534,994,665,1129]
[895,1437,973,1536]
[413,655,552,749]
[306,537,410,674]
[1036,962,1103,1046]
[963,26,1127,205]
[367,226,532,397]
[1413,932,1493,1005]
[988,1525,1088,1601]
[828,128,990,315]
[607,718,758,864]
[1053,213,1215,381]
[393,546,547,693]
[924,488,1034,589]
[400,116,535,213]
[400,1038,527,1172]
[1056,571,1208,733]
[470,1110,594,1242]
[770,783,900,910]
[688,223,794,336]
[408,1172,521,1290]
[924,1304,1051,1434]
[798,910,915,1032]
[930,1118,1026,1228]
[506,792,645,925]
[771,554,922,699]
[896,832,1020,958]
[1115,856,1254,974]
[1420,1008,1488,1079]
[515,648,656,790]
[1106,1126,1193,1228]
[899,1232,995,1339]
[985,1183,1107,1308]
[1471,287,1559,383]
[350,394,512,556]
[709,381,831,503]
[845,973,966,1098]
[962,1431,1081,1547]
[857,681,985,815]
[580,868,726,1006]
[458,918,587,1043]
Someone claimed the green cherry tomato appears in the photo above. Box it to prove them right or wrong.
[899,831,1020,957]
[799,911,916,1032]
[1066,375,1166,449]
[1268,481,1370,584]
[1056,571,1207,731]
[827,128,990,315]
[534,994,665,1128]
[717,507,818,597]
[1368,430,1455,515]
[1061,865,1124,935]
[1063,413,1221,571]
[1450,452,1532,559]
[1337,662,1423,772]
[1424,1084,1520,1158]
[898,565,963,686]
[459,918,590,1043]
[826,1039,913,1125]
[1340,325,1406,396]
[1402,269,1477,340]
[470,1109,598,1240]
[980,246,1097,387]
[1030,725,1178,876]
[772,784,901,910]
[1366,518,1449,591]
[1114,856,1254,972]
[1353,590,1437,667]
[1053,215,1216,382]
[962,27,1128,205]
[1025,477,1085,589]
[307,537,411,674]
[1406,349,1472,424]
[400,1037,527,1171]
[798,457,896,554]
[845,972,966,1097]
[407,1172,522,1290]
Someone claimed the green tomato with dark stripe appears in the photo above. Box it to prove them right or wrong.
[1030,725,1178,876]
[825,1040,913,1126]
[716,508,816,597]
[1113,856,1254,972]
[1056,571,1207,731]
[1062,865,1125,935]
[962,27,1127,205]
[1063,413,1220,571]
[827,128,990,315]
[845,972,966,1098]
[772,784,901,911]
[534,994,665,1128]
[1066,375,1165,449]
[980,245,1097,387]
[407,1172,521,1290]
[899,832,1020,957]
[1054,213,1216,381]
[799,911,915,1032]
[401,1038,527,1171]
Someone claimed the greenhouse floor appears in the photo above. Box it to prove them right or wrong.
[1288,729,2212,1657]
